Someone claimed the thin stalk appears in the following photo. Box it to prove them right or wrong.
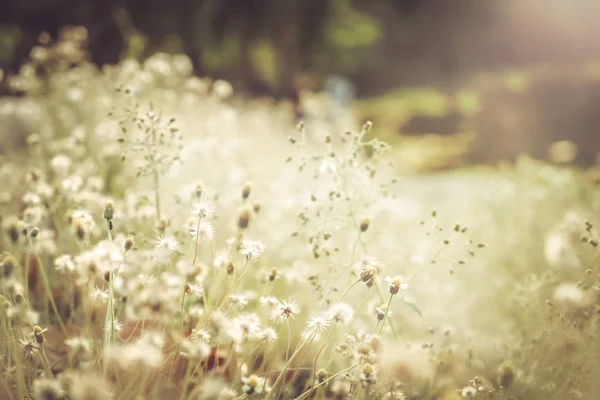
[39,345,54,379]
[24,242,31,301]
[192,216,202,265]
[308,327,336,398]
[266,330,316,399]
[377,293,394,335]
[338,277,361,303]
[35,254,68,337]
[295,363,358,400]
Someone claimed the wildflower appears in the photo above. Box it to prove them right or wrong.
[64,337,92,359]
[188,220,215,240]
[33,379,65,400]
[278,299,300,321]
[327,302,354,325]
[54,254,76,273]
[191,199,215,219]
[260,296,278,308]
[461,386,477,399]
[69,210,95,240]
[90,286,109,303]
[218,388,239,400]
[260,327,278,343]
[386,276,409,295]
[241,374,265,395]
[19,338,40,358]
[155,234,178,252]
[375,305,391,321]
[307,315,331,333]
[186,282,204,298]
[240,240,265,262]
[190,328,212,342]
[360,363,377,386]
[360,266,378,283]
[230,293,249,309]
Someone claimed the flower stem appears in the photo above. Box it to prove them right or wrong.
[266,330,316,399]
[377,293,394,335]
[295,363,358,400]
[338,277,361,302]
[35,254,68,337]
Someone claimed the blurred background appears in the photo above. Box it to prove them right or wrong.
[2,0,600,167]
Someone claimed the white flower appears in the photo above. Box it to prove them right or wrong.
[230,294,249,309]
[188,220,215,240]
[155,235,178,252]
[277,299,300,321]
[240,240,265,262]
[260,327,278,343]
[385,276,409,295]
[90,286,108,303]
[327,302,354,325]
[191,199,215,219]
[187,282,204,298]
[260,296,278,308]
[461,386,477,399]
[241,375,265,395]
[54,255,76,273]
[306,315,331,333]
[190,328,212,343]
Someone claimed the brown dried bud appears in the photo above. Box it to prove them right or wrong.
[360,217,371,232]
[242,181,253,200]
[227,262,235,275]
[360,267,377,283]
[269,267,279,281]
[125,234,135,251]
[238,208,251,230]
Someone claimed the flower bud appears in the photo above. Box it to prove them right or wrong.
[242,181,252,200]
[103,201,115,221]
[360,217,370,232]
[238,208,251,230]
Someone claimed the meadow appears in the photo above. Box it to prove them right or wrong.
[1,27,600,400]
